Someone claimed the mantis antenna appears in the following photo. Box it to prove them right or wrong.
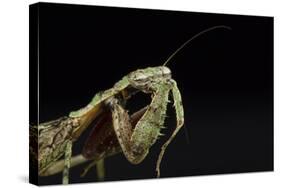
[163,25,232,66]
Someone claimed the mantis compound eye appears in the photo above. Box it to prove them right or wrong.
[161,66,171,75]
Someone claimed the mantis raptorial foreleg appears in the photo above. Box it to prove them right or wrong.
[108,78,184,177]
[109,87,168,164]
[81,105,149,178]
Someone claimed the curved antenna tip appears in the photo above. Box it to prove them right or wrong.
[163,25,232,66]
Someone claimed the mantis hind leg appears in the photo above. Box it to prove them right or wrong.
[156,80,184,177]
[80,159,105,181]
[63,141,72,184]
[96,159,105,181]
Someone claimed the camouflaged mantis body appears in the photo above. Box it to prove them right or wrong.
[72,66,184,173]
[35,66,184,181]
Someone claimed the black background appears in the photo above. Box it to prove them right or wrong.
[33,2,273,185]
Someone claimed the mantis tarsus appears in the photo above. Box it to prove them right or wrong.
[30,25,231,184]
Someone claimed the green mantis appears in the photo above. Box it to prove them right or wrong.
[31,25,231,184]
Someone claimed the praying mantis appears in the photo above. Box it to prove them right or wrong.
[30,25,231,184]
